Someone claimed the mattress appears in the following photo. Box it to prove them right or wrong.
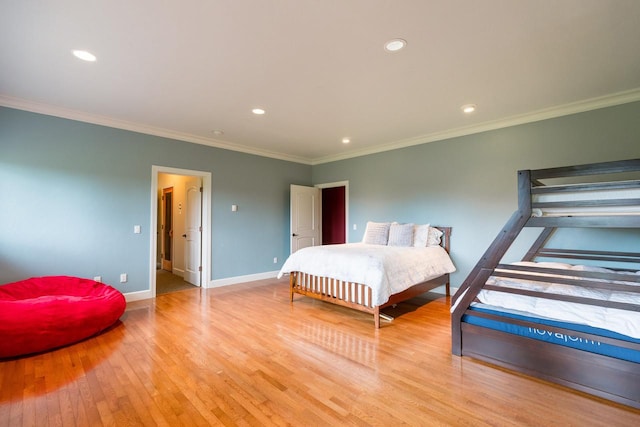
[475,261,640,338]
[463,305,640,363]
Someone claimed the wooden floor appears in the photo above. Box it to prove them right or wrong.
[1,277,639,426]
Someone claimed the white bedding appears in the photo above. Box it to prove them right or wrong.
[474,261,640,339]
[277,243,456,307]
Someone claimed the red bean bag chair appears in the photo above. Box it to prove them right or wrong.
[0,276,126,358]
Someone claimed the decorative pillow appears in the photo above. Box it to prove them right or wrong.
[427,227,444,246]
[413,224,430,247]
[362,221,391,245]
[388,223,414,246]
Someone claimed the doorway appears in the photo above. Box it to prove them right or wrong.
[317,181,349,245]
[161,187,173,271]
[150,166,212,297]
[321,186,346,245]
[290,181,348,253]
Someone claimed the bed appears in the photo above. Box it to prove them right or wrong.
[450,158,640,409]
[278,224,456,328]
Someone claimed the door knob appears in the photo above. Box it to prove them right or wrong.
[182,234,187,238]
[292,233,298,237]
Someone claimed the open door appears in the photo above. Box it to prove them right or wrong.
[184,177,202,286]
[290,184,321,253]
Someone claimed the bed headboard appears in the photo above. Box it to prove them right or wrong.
[433,226,452,254]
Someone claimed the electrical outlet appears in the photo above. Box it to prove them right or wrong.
[93,276,102,283]
[353,224,357,230]
[273,257,278,264]
[120,273,127,283]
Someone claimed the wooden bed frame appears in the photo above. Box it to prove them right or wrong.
[289,227,452,328]
[451,159,640,409]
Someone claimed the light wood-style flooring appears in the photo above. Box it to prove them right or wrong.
[1,277,639,426]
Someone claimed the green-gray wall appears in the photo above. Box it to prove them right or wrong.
[312,101,640,288]
[2,102,639,294]
[0,107,311,291]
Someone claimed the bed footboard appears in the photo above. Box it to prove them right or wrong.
[289,271,379,324]
[290,271,451,328]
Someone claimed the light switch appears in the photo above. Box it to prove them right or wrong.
[231,204,238,212]
[134,225,141,234]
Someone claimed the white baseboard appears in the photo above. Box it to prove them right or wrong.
[123,277,455,302]
[124,289,153,302]
[122,271,280,302]
[207,270,280,288]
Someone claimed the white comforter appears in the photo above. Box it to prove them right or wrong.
[475,262,640,339]
[277,243,456,307]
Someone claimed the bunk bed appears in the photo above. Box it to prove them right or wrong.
[451,159,640,409]
[280,226,455,328]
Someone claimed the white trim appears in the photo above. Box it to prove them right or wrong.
[150,166,212,298]
[0,95,311,165]
[315,180,350,242]
[3,88,639,166]
[310,88,640,165]
[315,180,349,188]
[124,290,153,302]
[208,270,280,288]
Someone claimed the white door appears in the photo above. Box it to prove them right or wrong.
[290,184,321,253]
[184,177,202,286]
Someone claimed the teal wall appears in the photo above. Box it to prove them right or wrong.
[2,102,639,294]
[0,107,311,291]
[312,101,640,288]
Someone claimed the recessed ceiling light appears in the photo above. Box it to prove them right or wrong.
[461,104,477,114]
[384,38,407,52]
[72,49,97,62]
[252,108,266,115]
[212,130,224,136]
[342,137,351,144]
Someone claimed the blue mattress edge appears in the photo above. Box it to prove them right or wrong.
[463,306,640,363]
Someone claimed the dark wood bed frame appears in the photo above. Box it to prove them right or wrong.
[451,159,640,409]
[289,227,452,328]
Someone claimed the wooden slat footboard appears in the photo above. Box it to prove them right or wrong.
[290,271,451,328]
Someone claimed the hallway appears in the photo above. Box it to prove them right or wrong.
[156,270,197,295]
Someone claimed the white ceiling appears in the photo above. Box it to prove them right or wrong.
[2,1,640,164]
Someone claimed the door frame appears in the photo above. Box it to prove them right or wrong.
[315,180,349,243]
[150,166,212,296]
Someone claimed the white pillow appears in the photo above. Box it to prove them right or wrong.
[427,227,444,246]
[362,221,391,245]
[388,223,414,246]
[413,224,430,247]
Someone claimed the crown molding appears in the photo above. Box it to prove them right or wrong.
[310,87,640,165]
[0,95,312,165]
[3,88,639,167]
